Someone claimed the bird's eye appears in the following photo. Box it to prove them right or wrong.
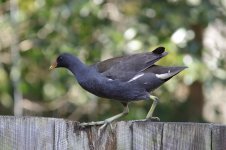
[58,56,63,61]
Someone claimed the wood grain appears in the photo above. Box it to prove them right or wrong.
[0,116,225,150]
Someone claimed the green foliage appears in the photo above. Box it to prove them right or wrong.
[0,0,226,123]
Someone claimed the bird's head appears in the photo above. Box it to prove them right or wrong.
[49,53,75,70]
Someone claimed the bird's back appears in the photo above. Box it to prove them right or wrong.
[96,47,168,82]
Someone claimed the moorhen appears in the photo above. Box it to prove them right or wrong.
[50,47,187,130]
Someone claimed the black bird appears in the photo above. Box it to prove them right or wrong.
[50,47,187,128]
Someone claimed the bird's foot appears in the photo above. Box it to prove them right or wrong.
[80,120,105,128]
[98,119,115,136]
[146,116,160,122]
[79,120,115,136]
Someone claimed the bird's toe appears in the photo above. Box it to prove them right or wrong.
[146,116,160,122]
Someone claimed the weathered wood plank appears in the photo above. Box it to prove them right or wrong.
[132,121,163,150]
[162,123,211,150]
[0,116,225,150]
[212,125,226,150]
[116,121,133,150]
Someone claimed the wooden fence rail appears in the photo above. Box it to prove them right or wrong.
[0,116,225,150]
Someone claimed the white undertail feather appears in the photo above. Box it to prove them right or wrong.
[155,70,176,79]
[128,73,144,82]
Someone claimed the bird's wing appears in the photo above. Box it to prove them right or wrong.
[95,47,168,81]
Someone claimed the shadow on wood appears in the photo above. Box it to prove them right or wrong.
[0,116,225,150]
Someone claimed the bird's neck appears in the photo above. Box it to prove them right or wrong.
[68,58,89,79]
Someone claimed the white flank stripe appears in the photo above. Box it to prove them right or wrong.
[156,71,174,79]
[128,73,144,82]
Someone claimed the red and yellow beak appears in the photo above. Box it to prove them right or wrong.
[49,62,57,70]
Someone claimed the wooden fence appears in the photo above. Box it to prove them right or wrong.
[0,116,225,150]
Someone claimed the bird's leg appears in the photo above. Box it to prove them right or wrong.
[97,102,129,134]
[145,95,160,121]
[79,103,129,135]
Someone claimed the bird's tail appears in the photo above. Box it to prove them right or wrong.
[146,65,187,81]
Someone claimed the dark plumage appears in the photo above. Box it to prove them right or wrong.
[50,47,187,128]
